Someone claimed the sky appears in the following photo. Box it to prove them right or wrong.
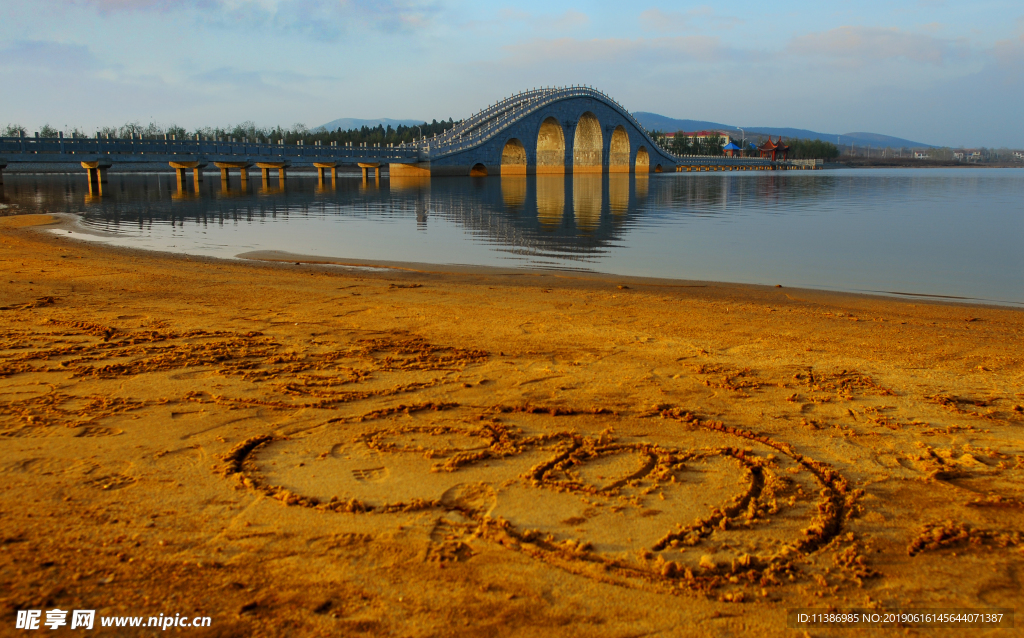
[1,0,1022,147]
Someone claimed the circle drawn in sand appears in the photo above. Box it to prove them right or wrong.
[221,408,856,593]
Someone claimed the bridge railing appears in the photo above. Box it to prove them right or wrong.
[0,136,422,162]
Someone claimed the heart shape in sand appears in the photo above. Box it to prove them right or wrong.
[231,409,848,589]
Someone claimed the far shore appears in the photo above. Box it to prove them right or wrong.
[1,213,1022,637]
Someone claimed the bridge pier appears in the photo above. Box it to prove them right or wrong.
[169,161,203,191]
[389,163,431,178]
[214,161,252,187]
[255,162,288,186]
[314,162,337,187]
[358,163,382,184]
[0,161,5,185]
[81,160,112,195]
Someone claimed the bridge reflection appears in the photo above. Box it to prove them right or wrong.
[0,172,840,267]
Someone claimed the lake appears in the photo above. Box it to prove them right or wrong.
[1,168,1021,306]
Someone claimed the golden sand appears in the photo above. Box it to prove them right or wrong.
[1,214,1022,636]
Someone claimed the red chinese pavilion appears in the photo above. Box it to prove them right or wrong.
[758,136,790,161]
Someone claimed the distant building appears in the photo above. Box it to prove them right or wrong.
[665,130,734,146]
[687,130,734,146]
[722,142,741,157]
[952,149,981,162]
[1014,151,1024,162]
[914,151,930,159]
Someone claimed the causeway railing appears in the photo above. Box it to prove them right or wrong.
[0,135,422,162]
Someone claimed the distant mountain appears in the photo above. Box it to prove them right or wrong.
[632,112,935,149]
[315,117,425,132]
[632,113,732,135]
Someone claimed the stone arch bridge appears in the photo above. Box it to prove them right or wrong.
[0,86,785,190]
[396,86,775,176]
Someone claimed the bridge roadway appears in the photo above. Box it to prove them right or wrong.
[0,86,809,190]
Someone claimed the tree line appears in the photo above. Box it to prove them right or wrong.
[1,119,460,145]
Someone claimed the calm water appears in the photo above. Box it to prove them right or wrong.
[2,169,1022,306]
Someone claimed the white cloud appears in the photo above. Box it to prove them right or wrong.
[466,9,590,33]
[60,0,441,38]
[0,40,103,75]
[638,7,742,33]
[500,35,732,66]
[787,26,968,65]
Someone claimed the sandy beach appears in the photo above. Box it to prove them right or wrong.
[1,213,1022,636]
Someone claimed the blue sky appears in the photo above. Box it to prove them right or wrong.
[1,0,1022,147]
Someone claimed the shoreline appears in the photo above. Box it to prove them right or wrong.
[2,213,1022,636]
[39,211,1024,310]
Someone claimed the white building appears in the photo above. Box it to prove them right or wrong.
[664,130,734,147]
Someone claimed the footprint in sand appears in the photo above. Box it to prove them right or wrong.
[351,467,389,483]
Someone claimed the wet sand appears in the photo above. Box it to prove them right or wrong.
[1,214,1022,636]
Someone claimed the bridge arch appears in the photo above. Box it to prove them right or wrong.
[470,163,488,177]
[609,125,630,173]
[501,138,526,176]
[635,146,650,173]
[536,117,565,174]
[573,112,603,173]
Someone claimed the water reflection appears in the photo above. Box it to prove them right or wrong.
[2,170,1021,305]
[536,175,564,229]
[573,175,602,232]
[0,171,883,258]
[609,174,629,215]
[501,176,526,212]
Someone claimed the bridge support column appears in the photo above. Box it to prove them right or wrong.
[314,162,338,188]
[170,161,202,192]
[81,160,112,195]
[358,163,381,184]
[0,162,6,185]
[358,163,378,183]
[255,162,288,188]
[214,161,253,188]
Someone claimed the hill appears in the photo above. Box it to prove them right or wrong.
[315,117,426,132]
[632,112,935,149]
